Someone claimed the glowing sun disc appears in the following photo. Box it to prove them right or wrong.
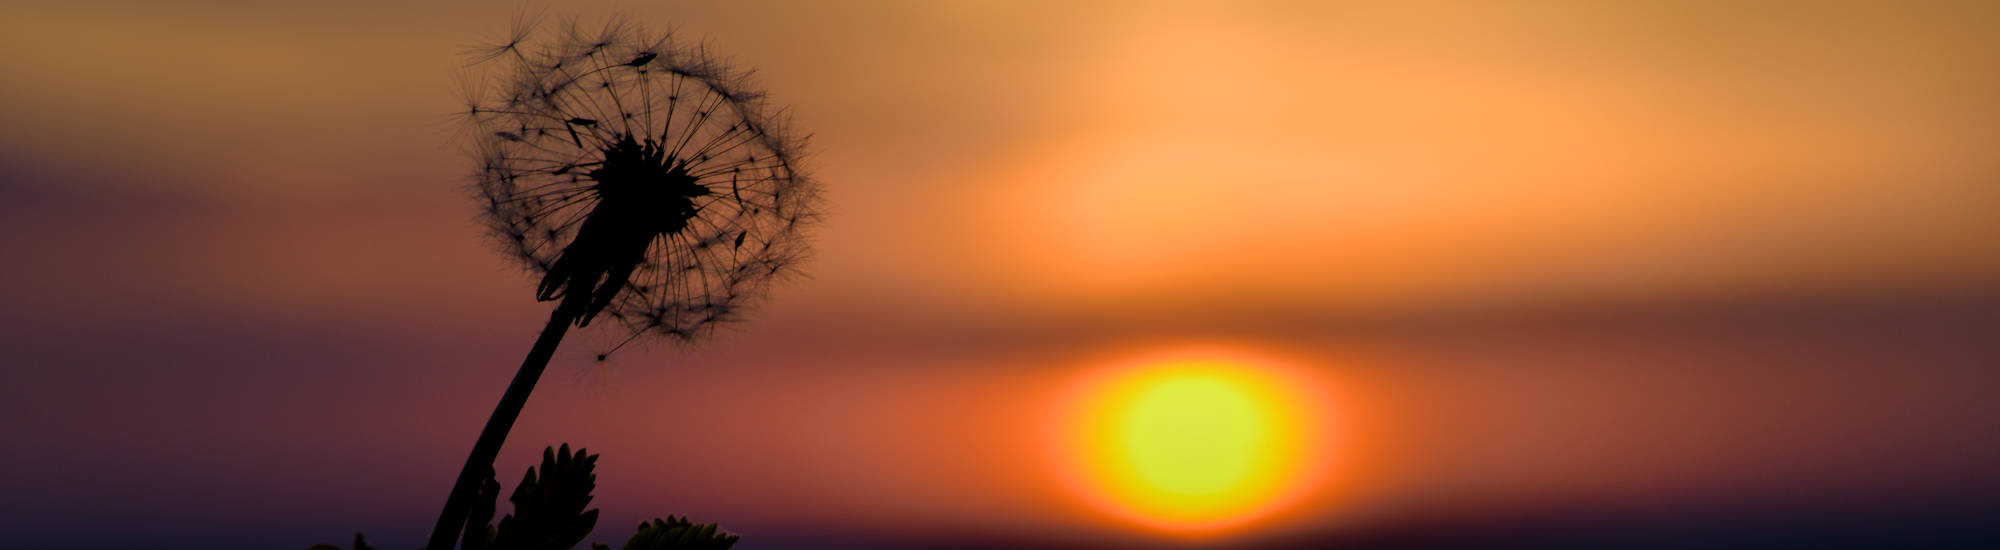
[1062,353,1322,533]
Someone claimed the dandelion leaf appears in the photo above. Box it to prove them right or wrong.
[491,444,600,550]
[621,516,738,550]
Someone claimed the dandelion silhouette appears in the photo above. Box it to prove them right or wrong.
[430,14,816,550]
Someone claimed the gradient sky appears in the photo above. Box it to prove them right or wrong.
[2,1,1998,548]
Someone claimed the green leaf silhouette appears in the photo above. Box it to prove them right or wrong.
[620,516,739,550]
[492,444,600,550]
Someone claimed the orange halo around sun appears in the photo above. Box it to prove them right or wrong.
[1053,347,1335,536]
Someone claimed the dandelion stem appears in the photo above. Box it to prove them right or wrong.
[426,305,576,550]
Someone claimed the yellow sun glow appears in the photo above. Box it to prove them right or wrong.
[1065,356,1319,533]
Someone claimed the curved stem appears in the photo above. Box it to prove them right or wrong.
[426,306,574,550]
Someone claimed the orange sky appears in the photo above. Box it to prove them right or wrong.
[5,1,1997,319]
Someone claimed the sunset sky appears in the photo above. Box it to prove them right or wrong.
[2,1,1997,548]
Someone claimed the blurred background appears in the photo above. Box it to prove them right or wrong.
[1,1,1996,548]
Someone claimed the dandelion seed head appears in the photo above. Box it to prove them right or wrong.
[464,16,818,348]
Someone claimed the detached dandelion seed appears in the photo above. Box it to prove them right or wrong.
[430,15,818,550]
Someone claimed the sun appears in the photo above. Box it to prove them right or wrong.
[1062,355,1321,533]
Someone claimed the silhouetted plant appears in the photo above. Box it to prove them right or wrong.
[615,516,740,550]
[489,445,600,550]
[429,13,817,550]
[316,445,738,550]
